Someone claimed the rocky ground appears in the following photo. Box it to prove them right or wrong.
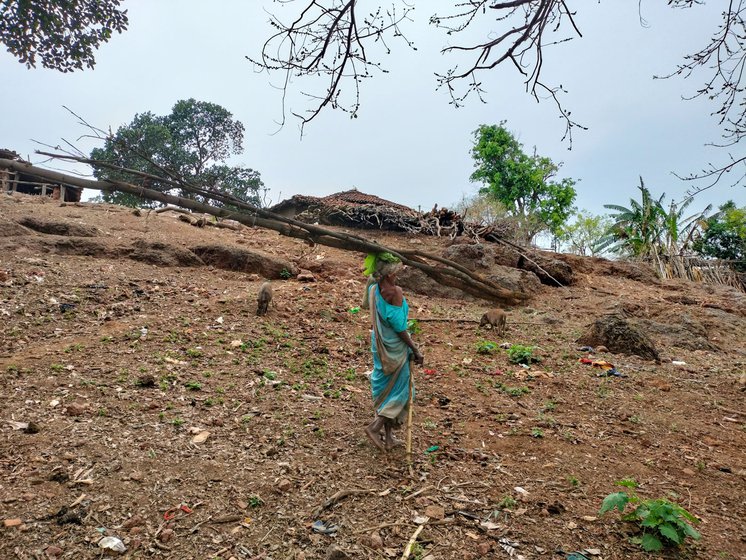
[0,193,744,560]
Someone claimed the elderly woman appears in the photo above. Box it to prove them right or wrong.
[362,253,424,451]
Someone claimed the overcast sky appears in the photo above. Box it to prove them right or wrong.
[1,1,744,217]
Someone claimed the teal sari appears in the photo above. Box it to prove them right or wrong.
[368,283,413,425]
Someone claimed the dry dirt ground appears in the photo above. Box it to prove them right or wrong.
[0,194,744,560]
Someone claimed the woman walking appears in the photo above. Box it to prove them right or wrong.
[362,253,424,451]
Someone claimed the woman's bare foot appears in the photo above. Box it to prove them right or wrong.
[365,417,386,451]
[385,436,403,451]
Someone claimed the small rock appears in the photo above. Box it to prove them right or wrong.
[192,430,210,443]
[477,542,492,556]
[45,545,63,558]
[276,478,292,493]
[159,528,174,543]
[414,496,431,507]
[424,504,445,520]
[364,531,383,550]
[297,270,316,282]
[65,403,87,416]
[4,518,23,527]
[24,422,40,434]
[595,345,608,352]
[129,471,144,482]
[325,545,350,560]
[122,514,144,529]
[682,468,696,476]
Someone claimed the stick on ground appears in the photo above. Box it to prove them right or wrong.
[400,524,425,560]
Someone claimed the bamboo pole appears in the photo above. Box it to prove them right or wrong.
[406,364,414,478]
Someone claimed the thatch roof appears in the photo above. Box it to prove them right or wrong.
[271,189,418,217]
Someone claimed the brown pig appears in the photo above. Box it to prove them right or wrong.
[256,282,272,316]
[479,308,507,336]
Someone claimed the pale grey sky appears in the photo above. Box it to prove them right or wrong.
[1,1,744,217]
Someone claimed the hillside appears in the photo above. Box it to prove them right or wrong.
[1,194,744,560]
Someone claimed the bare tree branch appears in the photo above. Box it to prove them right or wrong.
[247,1,415,132]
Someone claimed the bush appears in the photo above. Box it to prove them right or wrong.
[599,479,700,552]
[476,340,499,355]
[506,344,540,364]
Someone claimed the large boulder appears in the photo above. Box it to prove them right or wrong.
[398,259,541,302]
[576,313,660,362]
[444,241,574,286]
[190,244,297,279]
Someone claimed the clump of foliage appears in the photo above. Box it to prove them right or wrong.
[91,98,264,208]
[693,201,746,272]
[600,178,712,262]
[494,382,530,397]
[476,340,499,355]
[0,0,128,72]
[558,209,612,256]
[506,344,540,364]
[470,122,577,243]
[599,479,701,552]
[407,319,421,335]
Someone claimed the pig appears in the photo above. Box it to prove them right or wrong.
[256,282,272,316]
[479,308,507,336]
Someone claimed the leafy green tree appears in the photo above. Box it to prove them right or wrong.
[90,99,263,208]
[0,0,128,72]
[601,178,667,259]
[693,201,746,272]
[559,210,611,257]
[470,123,577,243]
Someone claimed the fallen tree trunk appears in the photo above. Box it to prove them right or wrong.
[0,158,528,305]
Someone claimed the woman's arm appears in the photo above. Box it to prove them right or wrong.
[397,330,424,365]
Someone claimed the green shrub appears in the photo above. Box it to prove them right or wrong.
[476,340,498,355]
[506,344,540,364]
[599,479,700,552]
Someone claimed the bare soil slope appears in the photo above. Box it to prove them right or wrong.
[1,194,744,560]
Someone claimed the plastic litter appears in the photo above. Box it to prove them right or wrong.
[311,519,339,535]
[672,360,687,366]
[348,307,360,314]
[424,445,440,454]
[98,536,126,553]
[579,358,627,378]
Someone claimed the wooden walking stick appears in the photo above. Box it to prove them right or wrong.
[406,360,415,477]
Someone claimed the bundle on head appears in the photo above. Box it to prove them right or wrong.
[256,282,272,316]
[480,308,507,336]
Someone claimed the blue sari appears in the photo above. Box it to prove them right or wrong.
[368,283,414,425]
